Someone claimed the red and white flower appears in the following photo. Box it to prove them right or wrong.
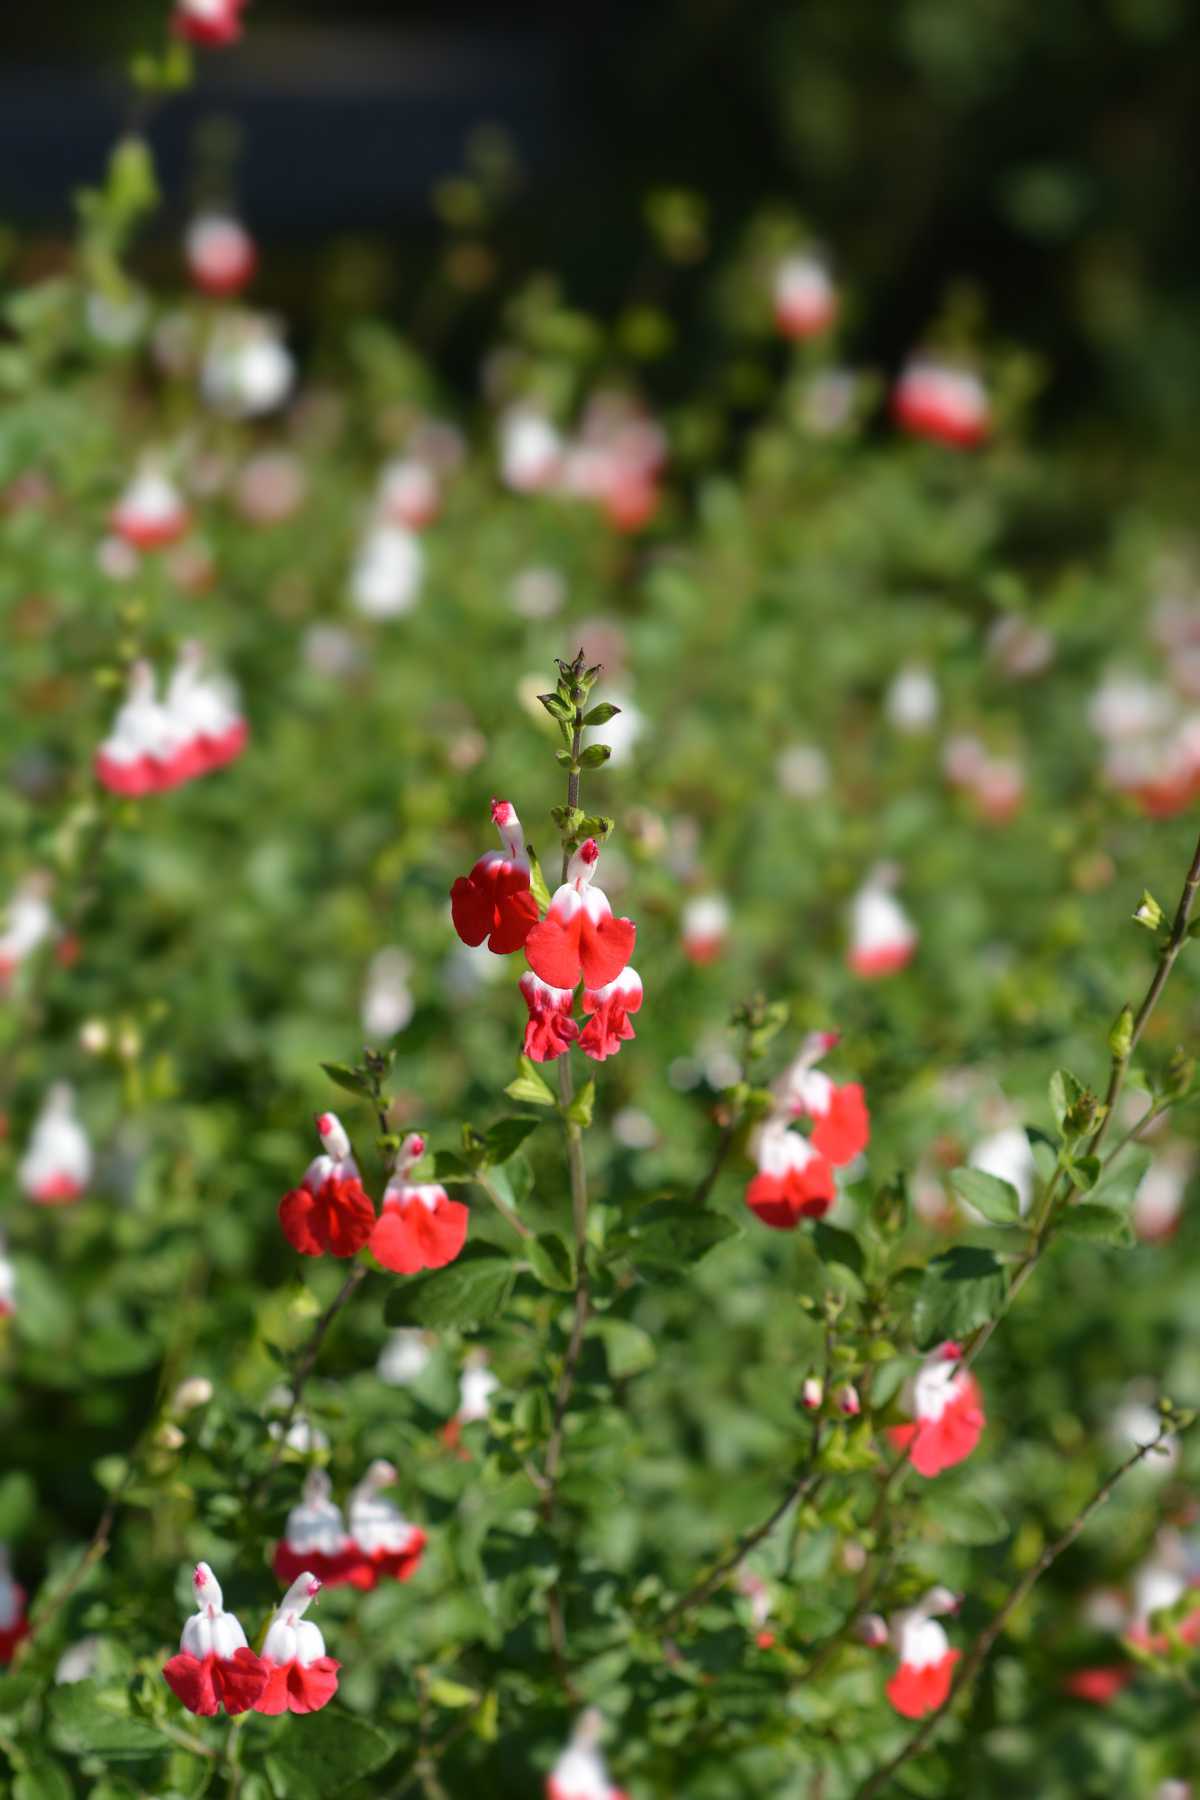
[524,839,636,991]
[344,1460,426,1589]
[201,316,294,418]
[744,1118,835,1230]
[778,1032,870,1166]
[162,1563,266,1717]
[887,1343,985,1477]
[0,1546,28,1665]
[773,253,838,340]
[19,1083,91,1205]
[256,1573,340,1715]
[885,1589,961,1719]
[451,800,540,955]
[272,1468,352,1588]
[0,873,56,988]
[0,1235,15,1320]
[519,971,580,1063]
[847,870,917,977]
[173,0,248,45]
[500,407,564,494]
[546,1710,628,1800]
[680,894,729,965]
[370,1132,469,1275]
[111,463,190,550]
[579,967,643,1063]
[349,523,425,619]
[893,358,990,449]
[278,1112,376,1258]
[185,213,257,297]
[95,662,180,796]
[377,458,440,530]
[162,642,249,782]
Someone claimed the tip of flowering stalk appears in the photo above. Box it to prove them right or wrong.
[490,798,516,827]
[578,838,600,866]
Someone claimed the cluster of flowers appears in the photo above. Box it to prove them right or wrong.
[499,394,667,533]
[451,802,643,1065]
[163,1563,337,1717]
[744,1032,870,1229]
[272,1461,425,1589]
[278,1114,469,1273]
[771,253,991,447]
[95,646,247,797]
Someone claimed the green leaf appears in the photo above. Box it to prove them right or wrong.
[319,1061,374,1099]
[505,1056,556,1108]
[384,1245,516,1329]
[1058,1201,1135,1246]
[527,1232,576,1292]
[1067,1155,1101,1192]
[610,1199,740,1271]
[583,702,621,726]
[936,1491,1010,1545]
[49,1683,169,1760]
[1049,1068,1083,1132]
[0,1471,36,1538]
[427,1678,479,1709]
[0,1675,40,1723]
[1091,1145,1152,1209]
[813,1222,864,1275]
[912,1247,1008,1349]
[266,1713,395,1789]
[579,743,612,769]
[591,1317,657,1378]
[14,1755,74,1800]
[949,1167,1023,1225]
[481,1117,541,1165]
[433,1150,474,1184]
[527,851,553,915]
[565,1079,595,1128]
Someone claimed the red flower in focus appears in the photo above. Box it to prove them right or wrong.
[519,972,580,1063]
[173,0,248,47]
[278,1112,376,1258]
[579,967,642,1062]
[451,799,540,954]
[162,1563,267,1717]
[745,1122,836,1229]
[254,1574,340,1715]
[525,839,636,990]
[369,1132,469,1275]
[887,1342,985,1478]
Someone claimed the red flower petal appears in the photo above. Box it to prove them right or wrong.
[217,1648,270,1715]
[745,1160,835,1230]
[578,914,636,990]
[287,1655,341,1714]
[279,1175,376,1258]
[809,1083,870,1166]
[886,1649,959,1718]
[370,1195,469,1275]
[450,874,493,947]
[525,912,584,988]
[163,1651,221,1717]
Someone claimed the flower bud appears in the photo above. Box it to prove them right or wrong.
[801,1377,824,1411]
[1133,891,1165,931]
[79,1020,110,1055]
[838,1384,861,1417]
[172,1377,214,1414]
[1107,1005,1134,1061]
[856,1612,888,1648]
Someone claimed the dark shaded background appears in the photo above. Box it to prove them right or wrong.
[3,0,1200,443]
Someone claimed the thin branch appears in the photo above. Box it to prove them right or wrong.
[249,1262,367,1507]
[662,1466,826,1635]
[853,1422,1187,1800]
